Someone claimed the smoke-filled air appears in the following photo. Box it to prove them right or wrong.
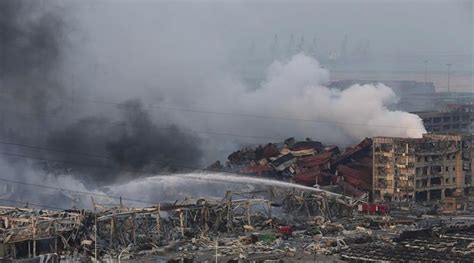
[1,1,473,261]
[0,0,431,208]
[192,53,426,141]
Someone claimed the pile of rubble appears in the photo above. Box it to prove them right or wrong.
[342,225,474,261]
[209,137,373,199]
[2,192,474,262]
[0,205,85,261]
[1,188,360,261]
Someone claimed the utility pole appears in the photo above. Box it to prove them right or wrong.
[424,60,428,86]
[215,238,218,263]
[287,34,294,55]
[311,36,317,57]
[446,63,452,92]
[271,34,278,57]
[341,34,348,60]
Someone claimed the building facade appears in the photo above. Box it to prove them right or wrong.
[415,104,474,133]
[373,133,473,203]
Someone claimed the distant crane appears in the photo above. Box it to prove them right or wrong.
[424,60,428,86]
[309,36,317,57]
[446,63,452,92]
[340,34,348,60]
[297,36,305,52]
[287,34,294,55]
[270,34,279,57]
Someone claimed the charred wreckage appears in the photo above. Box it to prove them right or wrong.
[1,134,474,262]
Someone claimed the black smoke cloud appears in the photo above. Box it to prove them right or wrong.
[105,100,202,170]
[0,0,64,115]
[47,100,203,184]
[0,1,203,187]
[0,0,62,76]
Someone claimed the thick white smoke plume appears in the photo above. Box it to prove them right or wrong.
[166,53,426,149]
[59,2,427,158]
[257,54,426,139]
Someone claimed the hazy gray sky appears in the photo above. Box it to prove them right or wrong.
[219,0,472,52]
[68,0,472,75]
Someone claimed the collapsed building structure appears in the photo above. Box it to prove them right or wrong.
[217,138,373,200]
[341,225,474,262]
[373,133,473,211]
[218,132,474,211]
[1,134,473,262]
[0,206,83,261]
[2,191,474,262]
[1,188,361,262]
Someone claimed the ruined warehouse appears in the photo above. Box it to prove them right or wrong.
[373,133,473,204]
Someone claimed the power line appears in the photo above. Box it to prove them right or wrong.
[79,97,424,130]
[0,151,166,205]
[0,175,155,205]
[0,198,67,211]
[166,127,352,146]
[0,139,350,210]
[0,108,279,143]
[0,105,355,147]
[0,150,252,209]
[0,151,120,171]
[0,140,111,160]
[0,106,285,142]
[0,134,353,179]
[0,138,271,175]
[0,145,323,207]
[0,150,236,206]
[0,90,431,130]
[0,131,353,184]
[0,136,356,206]
[0,149,219,178]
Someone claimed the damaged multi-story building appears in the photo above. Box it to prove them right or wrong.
[372,133,473,207]
[414,104,474,133]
